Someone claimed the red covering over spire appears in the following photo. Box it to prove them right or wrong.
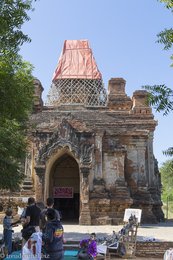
[53,40,102,81]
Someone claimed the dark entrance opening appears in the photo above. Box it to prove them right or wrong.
[54,194,79,220]
[50,154,80,222]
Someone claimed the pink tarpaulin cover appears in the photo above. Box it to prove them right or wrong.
[53,40,102,80]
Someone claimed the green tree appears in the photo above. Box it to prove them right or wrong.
[0,0,33,55]
[143,0,173,156]
[159,0,173,10]
[160,159,173,201]
[0,0,35,190]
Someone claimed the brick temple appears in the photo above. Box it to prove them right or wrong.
[0,40,164,224]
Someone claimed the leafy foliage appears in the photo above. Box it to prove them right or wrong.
[160,159,173,201]
[142,84,173,156]
[142,84,173,116]
[163,147,173,156]
[0,0,33,54]
[143,0,173,157]
[0,0,35,190]
[157,29,173,50]
[157,1,173,65]
[0,54,34,121]
[0,120,26,190]
[159,0,173,9]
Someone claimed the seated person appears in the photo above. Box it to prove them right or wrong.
[78,233,97,260]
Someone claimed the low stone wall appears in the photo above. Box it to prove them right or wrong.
[65,241,173,258]
[136,241,173,258]
[0,237,172,258]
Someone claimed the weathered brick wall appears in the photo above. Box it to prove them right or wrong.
[136,241,173,258]
[62,240,173,258]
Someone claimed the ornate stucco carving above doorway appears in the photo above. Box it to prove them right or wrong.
[34,118,94,223]
[36,118,94,169]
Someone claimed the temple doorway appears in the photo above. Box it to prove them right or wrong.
[49,154,80,222]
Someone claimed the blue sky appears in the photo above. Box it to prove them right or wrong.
[20,0,173,166]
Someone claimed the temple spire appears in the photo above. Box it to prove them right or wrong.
[46,40,107,107]
[53,40,102,80]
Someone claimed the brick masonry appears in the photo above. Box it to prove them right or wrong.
[136,241,173,258]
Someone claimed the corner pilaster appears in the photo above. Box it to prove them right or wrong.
[34,165,45,202]
[79,166,91,225]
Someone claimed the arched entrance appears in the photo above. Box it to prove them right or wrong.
[49,154,80,222]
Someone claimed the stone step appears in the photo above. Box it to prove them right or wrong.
[20,190,35,196]
[22,179,33,191]
[22,185,33,190]
[23,181,33,185]
[22,181,33,185]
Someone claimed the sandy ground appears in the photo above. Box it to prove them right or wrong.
[1,222,172,259]
[62,222,173,242]
[0,221,173,241]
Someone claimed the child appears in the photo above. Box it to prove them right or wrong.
[42,208,64,260]
[78,233,97,260]
[3,208,17,255]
